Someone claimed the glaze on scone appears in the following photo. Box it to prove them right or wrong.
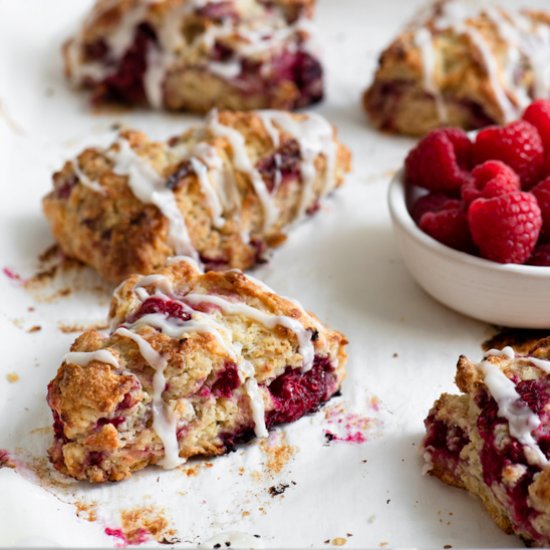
[423,340,550,546]
[42,110,351,283]
[47,258,347,483]
[64,0,323,112]
[364,0,550,136]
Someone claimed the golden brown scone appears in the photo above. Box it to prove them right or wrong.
[423,338,550,546]
[47,257,348,483]
[64,0,322,112]
[42,110,351,283]
[364,0,550,136]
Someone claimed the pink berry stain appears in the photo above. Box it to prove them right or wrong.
[2,267,25,284]
[322,402,380,445]
[104,527,149,548]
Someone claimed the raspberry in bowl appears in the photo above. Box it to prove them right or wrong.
[388,101,550,328]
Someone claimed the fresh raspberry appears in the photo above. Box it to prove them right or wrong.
[523,100,550,152]
[461,160,520,204]
[419,205,473,252]
[404,129,472,194]
[472,120,544,189]
[531,177,550,240]
[467,191,542,264]
[528,243,550,266]
[410,193,461,224]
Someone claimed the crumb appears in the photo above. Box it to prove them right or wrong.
[386,499,391,504]
[27,306,35,312]
[347,533,353,537]
[379,542,389,548]
[324,540,330,545]
[268,483,289,497]
[6,373,19,383]
[238,467,245,476]
[58,321,108,334]
[362,459,368,463]
[242,511,250,518]
[75,500,97,522]
[331,537,347,546]
[392,352,398,358]
[444,545,453,549]
[0,450,16,469]
[27,325,42,333]
[260,432,295,474]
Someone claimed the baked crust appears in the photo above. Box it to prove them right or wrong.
[64,0,322,112]
[364,0,550,136]
[47,257,348,482]
[423,341,550,546]
[42,110,351,283]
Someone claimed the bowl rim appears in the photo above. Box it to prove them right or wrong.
[387,169,550,277]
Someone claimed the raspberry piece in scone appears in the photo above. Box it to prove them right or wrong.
[467,191,542,264]
[461,161,521,205]
[532,177,550,241]
[472,121,544,189]
[419,205,473,253]
[523,100,550,152]
[47,258,348,483]
[404,129,472,193]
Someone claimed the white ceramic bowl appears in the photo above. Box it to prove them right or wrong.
[388,170,550,328]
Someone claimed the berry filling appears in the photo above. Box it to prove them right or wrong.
[212,361,241,398]
[266,355,336,426]
[474,379,550,540]
[94,24,157,105]
[423,416,469,479]
[257,139,301,192]
[130,296,192,324]
[196,2,239,21]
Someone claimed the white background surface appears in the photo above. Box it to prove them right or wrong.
[0,0,545,547]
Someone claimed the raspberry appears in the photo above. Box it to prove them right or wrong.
[419,205,473,252]
[467,191,542,264]
[523,100,550,152]
[531,177,550,240]
[472,120,544,189]
[528,243,550,266]
[461,161,520,204]
[410,193,461,224]
[404,129,472,194]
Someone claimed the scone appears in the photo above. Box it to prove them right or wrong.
[364,0,550,136]
[423,340,550,546]
[47,257,347,482]
[64,0,323,112]
[42,110,351,283]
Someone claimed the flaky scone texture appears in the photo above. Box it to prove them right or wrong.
[42,110,351,283]
[47,258,347,482]
[423,338,550,546]
[64,0,322,112]
[364,0,550,136]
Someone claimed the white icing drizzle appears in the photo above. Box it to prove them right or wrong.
[64,350,119,368]
[256,110,337,219]
[115,327,184,469]
[480,348,548,468]
[413,1,550,123]
[413,28,448,123]
[184,292,314,372]
[126,272,270,438]
[109,137,199,261]
[207,110,279,230]
[460,24,517,123]
[71,159,106,195]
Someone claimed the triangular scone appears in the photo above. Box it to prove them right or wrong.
[364,0,550,136]
[423,340,550,546]
[47,258,347,482]
[64,0,322,112]
[42,110,351,283]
